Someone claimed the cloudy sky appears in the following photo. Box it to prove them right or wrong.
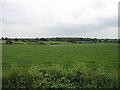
[0,0,119,38]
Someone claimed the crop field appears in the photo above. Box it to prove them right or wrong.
[2,43,119,88]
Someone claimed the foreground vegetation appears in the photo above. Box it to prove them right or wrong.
[3,63,118,88]
[2,42,118,88]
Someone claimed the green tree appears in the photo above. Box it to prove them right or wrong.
[2,37,4,40]
[40,38,48,41]
[5,40,13,44]
[5,37,8,40]
[15,38,18,41]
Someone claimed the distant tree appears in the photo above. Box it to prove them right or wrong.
[91,38,97,43]
[40,38,48,41]
[5,40,13,44]
[94,38,97,43]
[118,39,120,43]
[15,38,18,41]
[104,39,109,43]
[5,37,8,40]
[2,37,4,40]
[35,37,39,41]
[98,39,102,42]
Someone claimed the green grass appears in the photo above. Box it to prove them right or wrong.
[2,43,118,72]
[2,43,118,88]
[38,41,70,44]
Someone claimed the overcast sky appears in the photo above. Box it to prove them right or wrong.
[0,0,119,38]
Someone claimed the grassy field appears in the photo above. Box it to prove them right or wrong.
[2,43,118,88]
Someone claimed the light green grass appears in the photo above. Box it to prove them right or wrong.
[37,41,71,44]
[2,43,118,73]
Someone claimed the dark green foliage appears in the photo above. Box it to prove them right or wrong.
[2,64,118,88]
[2,37,4,40]
[15,38,18,41]
[5,40,13,44]
[5,37,8,40]
[40,38,48,41]
[118,39,120,43]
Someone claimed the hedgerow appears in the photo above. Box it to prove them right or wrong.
[2,63,118,89]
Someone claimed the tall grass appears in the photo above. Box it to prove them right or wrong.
[2,63,118,88]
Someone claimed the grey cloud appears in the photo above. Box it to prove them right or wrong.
[47,16,117,36]
[1,0,118,38]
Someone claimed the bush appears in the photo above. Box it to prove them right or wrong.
[5,40,13,44]
[2,64,118,89]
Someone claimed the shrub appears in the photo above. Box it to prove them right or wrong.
[5,40,13,44]
[2,64,118,89]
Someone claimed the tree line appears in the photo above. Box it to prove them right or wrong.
[1,37,119,44]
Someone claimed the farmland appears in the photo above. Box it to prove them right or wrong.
[2,42,119,88]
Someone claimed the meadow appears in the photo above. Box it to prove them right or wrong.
[2,43,118,88]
